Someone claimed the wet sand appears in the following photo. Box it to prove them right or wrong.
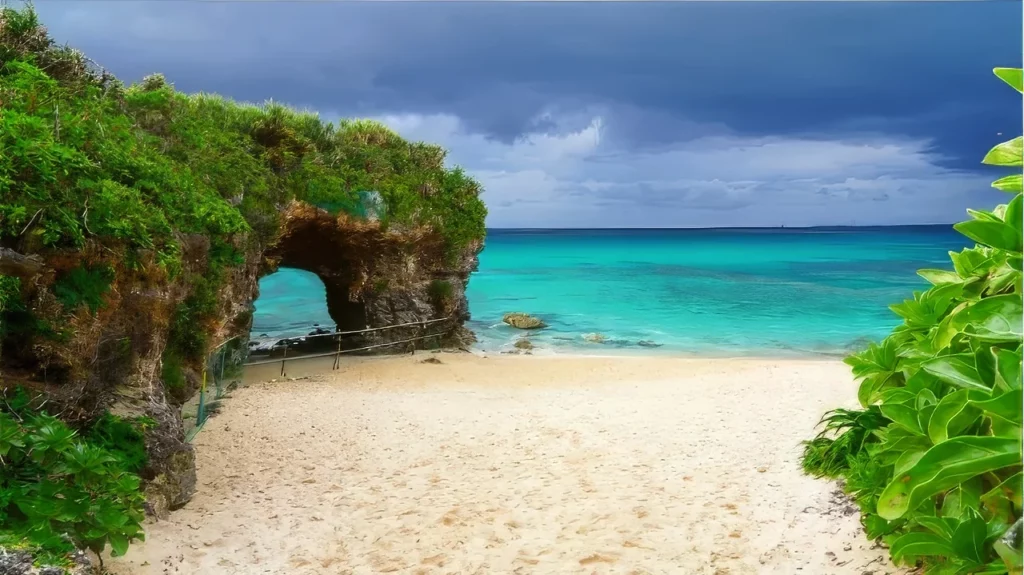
[108,353,901,575]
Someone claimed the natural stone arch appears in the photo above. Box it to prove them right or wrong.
[259,201,480,349]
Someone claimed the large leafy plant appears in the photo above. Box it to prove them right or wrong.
[803,67,1023,575]
[0,388,146,567]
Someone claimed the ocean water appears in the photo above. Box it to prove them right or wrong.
[253,226,970,357]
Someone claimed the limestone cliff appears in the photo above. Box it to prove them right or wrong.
[0,205,483,517]
[263,202,481,351]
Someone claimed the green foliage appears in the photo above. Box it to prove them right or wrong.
[0,275,21,342]
[428,279,455,309]
[0,3,486,353]
[79,413,155,475]
[802,68,1024,574]
[1,14,485,258]
[0,388,146,564]
[52,264,115,314]
[0,275,20,314]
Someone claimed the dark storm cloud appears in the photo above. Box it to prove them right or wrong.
[29,0,1024,227]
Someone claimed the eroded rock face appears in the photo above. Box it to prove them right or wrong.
[264,202,481,350]
[0,200,482,522]
[503,312,547,330]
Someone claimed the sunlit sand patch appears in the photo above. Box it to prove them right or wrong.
[107,354,907,575]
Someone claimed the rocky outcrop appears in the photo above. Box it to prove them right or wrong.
[262,202,480,351]
[502,312,546,330]
[514,338,534,351]
[0,201,482,520]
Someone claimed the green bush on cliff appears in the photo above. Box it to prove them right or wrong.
[0,388,146,566]
[0,4,486,386]
[802,68,1023,574]
[0,6,485,263]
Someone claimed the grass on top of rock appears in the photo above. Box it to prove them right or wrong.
[0,6,486,271]
[801,67,1023,575]
[0,4,487,391]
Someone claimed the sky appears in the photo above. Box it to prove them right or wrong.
[33,1,1024,229]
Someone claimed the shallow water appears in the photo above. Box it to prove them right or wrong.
[253,226,969,357]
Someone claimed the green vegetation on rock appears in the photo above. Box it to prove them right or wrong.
[0,4,488,567]
[0,7,485,264]
[801,68,1023,574]
[0,4,486,383]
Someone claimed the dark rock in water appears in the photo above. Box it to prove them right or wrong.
[637,340,662,348]
[308,327,332,336]
[259,333,270,338]
[514,338,534,350]
[503,312,547,329]
[582,333,607,343]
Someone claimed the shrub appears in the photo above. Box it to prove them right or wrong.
[80,412,155,475]
[428,279,454,310]
[802,68,1023,574]
[52,264,115,314]
[0,388,146,566]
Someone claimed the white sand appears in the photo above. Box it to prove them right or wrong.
[108,354,902,575]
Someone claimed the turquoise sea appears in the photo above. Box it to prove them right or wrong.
[252,226,970,357]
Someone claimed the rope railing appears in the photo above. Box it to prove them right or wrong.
[281,316,453,340]
[247,316,454,377]
[186,316,455,442]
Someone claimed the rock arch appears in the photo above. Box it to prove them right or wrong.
[258,202,479,349]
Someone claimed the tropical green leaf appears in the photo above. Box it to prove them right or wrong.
[941,477,984,520]
[969,389,1023,426]
[916,516,958,540]
[952,295,1024,342]
[928,389,986,444]
[919,269,964,285]
[994,67,1024,93]
[994,347,1023,392]
[889,531,956,561]
[1006,193,1023,230]
[109,532,129,557]
[950,248,995,279]
[983,137,1023,167]
[881,402,926,437]
[970,208,1005,223]
[877,436,1022,520]
[955,219,1023,253]
[982,472,1023,511]
[916,388,938,409]
[923,354,988,391]
[951,510,989,564]
[992,174,1023,193]
[981,473,1021,541]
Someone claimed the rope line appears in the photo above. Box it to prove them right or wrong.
[244,330,448,367]
[256,316,453,343]
[188,317,455,442]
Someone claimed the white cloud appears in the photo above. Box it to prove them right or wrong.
[365,111,999,228]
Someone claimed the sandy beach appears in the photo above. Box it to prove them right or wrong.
[108,353,901,575]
